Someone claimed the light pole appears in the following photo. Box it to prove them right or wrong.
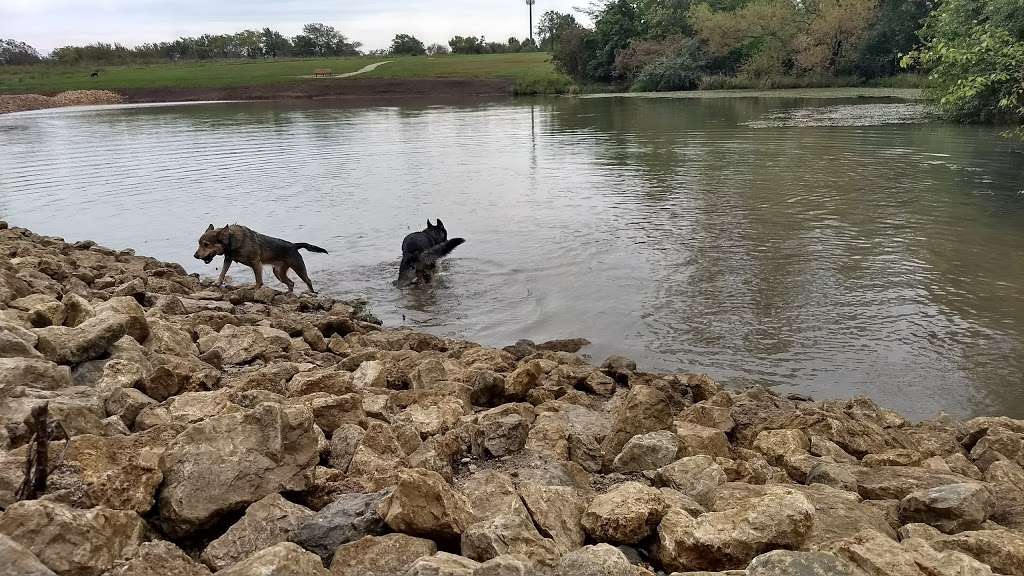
[526,0,535,43]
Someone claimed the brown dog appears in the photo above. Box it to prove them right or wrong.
[193,224,328,293]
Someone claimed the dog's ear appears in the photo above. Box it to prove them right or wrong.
[206,224,214,232]
[426,219,433,228]
[435,219,445,229]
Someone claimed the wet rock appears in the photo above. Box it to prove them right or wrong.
[601,385,673,467]
[200,493,314,570]
[0,533,56,576]
[899,482,994,534]
[216,542,330,576]
[518,481,586,552]
[675,421,731,458]
[746,550,862,576]
[380,467,475,541]
[103,540,211,576]
[288,489,390,561]
[405,552,481,576]
[612,430,679,472]
[158,403,319,535]
[656,455,727,507]
[329,533,437,576]
[581,482,667,545]
[656,491,814,572]
[0,500,146,576]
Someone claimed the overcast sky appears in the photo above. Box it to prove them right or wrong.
[1,0,590,54]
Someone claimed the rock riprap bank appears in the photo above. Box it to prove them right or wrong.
[0,222,1023,576]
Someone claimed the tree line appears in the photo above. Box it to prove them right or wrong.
[0,25,540,65]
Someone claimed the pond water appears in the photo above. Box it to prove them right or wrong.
[2,95,1022,420]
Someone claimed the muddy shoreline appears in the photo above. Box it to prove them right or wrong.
[0,78,519,114]
[1,222,1023,575]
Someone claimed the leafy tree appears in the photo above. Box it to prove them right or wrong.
[537,11,581,50]
[391,34,426,55]
[296,23,360,57]
[261,28,292,57]
[853,0,931,78]
[689,0,800,77]
[585,0,647,81]
[905,0,1024,126]
[552,27,593,81]
[640,0,696,38]
[793,0,878,75]
[449,35,486,54]
[426,43,450,55]
[0,39,41,65]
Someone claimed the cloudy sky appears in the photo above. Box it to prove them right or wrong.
[1,0,589,54]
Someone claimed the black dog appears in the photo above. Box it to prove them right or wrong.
[395,219,465,287]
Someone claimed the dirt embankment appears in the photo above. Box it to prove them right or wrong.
[2,220,1024,576]
[1,79,517,114]
[0,90,122,114]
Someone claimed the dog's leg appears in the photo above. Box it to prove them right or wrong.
[292,259,316,293]
[273,264,295,293]
[217,255,233,287]
[252,263,263,288]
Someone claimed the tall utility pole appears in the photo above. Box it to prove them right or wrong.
[526,0,535,42]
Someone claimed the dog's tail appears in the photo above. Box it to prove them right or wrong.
[424,238,465,260]
[295,243,328,254]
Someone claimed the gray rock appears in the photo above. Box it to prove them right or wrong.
[899,482,994,534]
[289,490,390,561]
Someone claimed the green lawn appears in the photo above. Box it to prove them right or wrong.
[0,53,569,94]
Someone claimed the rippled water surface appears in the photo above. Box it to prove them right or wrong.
[2,96,1023,420]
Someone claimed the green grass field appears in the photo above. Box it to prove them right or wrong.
[0,53,569,95]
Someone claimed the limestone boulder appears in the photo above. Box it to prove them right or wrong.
[655,455,727,507]
[328,423,366,472]
[473,554,537,576]
[675,421,731,458]
[746,550,862,576]
[103,541,211,576]
[34,313,130,365]
[929,529,1024,575]
[209,324,291,365]
[475,403,532,457]
[158,403,319,535]
[504,360,547,400]
[329,533,437,576]
[612,430,679,472]
[405,552,480,576]
[898,483,994,534]
[678,403,735,433]
[656,492,815,572]
[557,544,641,576]
[216,542,330,576]
[601,385,674,467]
[852,466,977,500]
[581,482,667,545]
[200,493,314,570]
[519,481,586,552]
[0,534,56,576]
[461,511,559,564]
[380,468,475,541]
[0,500,146,576]
[0,357,70,392]
[752,429,810,463]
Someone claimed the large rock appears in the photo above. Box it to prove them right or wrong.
[158,402,319,535]
[518,482,586,552]
[930,529,1024,575]
[379,468,474,541]
[655,455,727,507]
[898,483,994,534]
[746,550,862,576]
[209,324,291,365]
[201,493,314,570]
[461,511,558,564]
[329,533,437,576]
[556,544,641,576]
[328,423,366,472]
[475,404,531,457]
[0,329,42,358]
[657,491,815,572]
[216,542,330,576]
[404,552,480,576]
[0,500,146,576]
[675,421,731,458]
[581,482,667,545]
[0,357,70,392]
[612,430,679,472]
[33,313,131,365]
[829,529,996,576]
[601,385,673,467]
[103,541,212,576]
[853,466,976,500]
[94,297,149,343]
[0,534,56,576]
[288,490,390,561]
[752,429,810,463]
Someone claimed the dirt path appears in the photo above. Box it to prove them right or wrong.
[297,60,393,79]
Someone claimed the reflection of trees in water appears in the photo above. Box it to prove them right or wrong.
[545,97,1024,415]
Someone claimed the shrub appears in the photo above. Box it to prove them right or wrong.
[632,52,704,91]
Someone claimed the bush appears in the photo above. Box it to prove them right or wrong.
[426,43,449,56]
[632,53,704,91]
[390,34,426,56]
[614,36,691,82]
[552,27,593,82]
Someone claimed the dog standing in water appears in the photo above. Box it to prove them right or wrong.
[193,224,328,293]
[395,219,465,287]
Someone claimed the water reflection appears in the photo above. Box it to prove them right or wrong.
[1,97,1022,419]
